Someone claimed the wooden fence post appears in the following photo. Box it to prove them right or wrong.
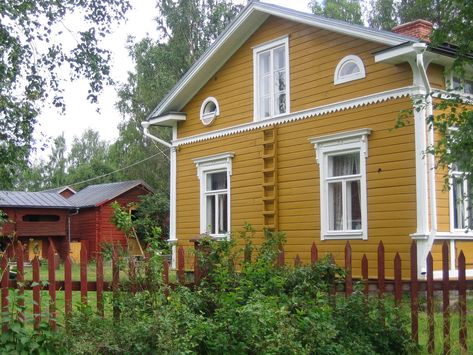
[96,252,104,317]
[80,242,88,305]
[311,242,318,264]
[361,254,368,296]
[47,244,56,331]
[442,241,450,355]
[377,241,385,298]
[277,248,285,267]
[345,242,352,296]
[15,242,25,324]
[177,247,185,284]
[64,255,72,319]
[458,251,467,353]
[32,256,41,330]
[410,241,419,345]
[294,254,301,267]
[112,246,120,321]
[427,252,434,353]
[1,254,9,333]
[394,252,402,305]
[128,257,137,294]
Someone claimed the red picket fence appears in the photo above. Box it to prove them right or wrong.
[0,240,471,353]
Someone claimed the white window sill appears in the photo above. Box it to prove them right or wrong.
[322,231,366,240]
[435,231,473,240]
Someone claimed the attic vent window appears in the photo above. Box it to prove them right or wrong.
[22,215,60,222]
[200,97,220,126]
[334,55,365,85]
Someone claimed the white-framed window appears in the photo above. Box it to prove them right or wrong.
[334,55,366,85]
[193,153,234,238]
[450,74,473,95]
[309,129,371,240]
[200,97,220,126]
[253,36,290,120]
[449,164,472,231]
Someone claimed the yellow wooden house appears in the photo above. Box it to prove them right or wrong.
[142,2,473,278]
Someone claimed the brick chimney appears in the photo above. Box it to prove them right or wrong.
[392,19,433,42]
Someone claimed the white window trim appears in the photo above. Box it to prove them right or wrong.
[200,96,220,126]
[309,129,371,240]
[193,153,234,238]
[448,169,473,235]
[334,55,366,85]
[253,35,290,121]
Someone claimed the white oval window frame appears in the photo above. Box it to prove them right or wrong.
[200,97,220,126]
[334,55,366,85]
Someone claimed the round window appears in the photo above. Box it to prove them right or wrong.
[200,97,220,125]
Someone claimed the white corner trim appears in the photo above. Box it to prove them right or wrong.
[334,55,366,85]
[173,86,418,147]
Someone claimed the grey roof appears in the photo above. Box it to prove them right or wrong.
[42,186,77,195]
[0,191,73,209]
[67,180,153,208]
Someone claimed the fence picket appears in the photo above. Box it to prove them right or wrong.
[177,247,185,284]
[294,254,301,267]
[278,248,285,267]
[361,254,368,296]
[96,252,104,317]
[128,257,137,294]
[458,251,467,353]
[64,255,72,319]
[80,243,88,304]
[48,244,56,331]
[1,254,8,333]
[32,256,41,330]
[394,253,402,305]
[377,241,385,298]
[311,242,318,264]
[15,242,25,323]
[442,241,450,354]
[112,246,120,321]
[345,242,352,296]
[427,252,434,353]
[410,242,419,344]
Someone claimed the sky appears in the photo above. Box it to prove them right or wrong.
[33,1,312,159]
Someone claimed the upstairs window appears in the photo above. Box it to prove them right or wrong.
[253,36,290,120]
[334,55,365,85]
[22,215,60,222]
[200,97,220,126]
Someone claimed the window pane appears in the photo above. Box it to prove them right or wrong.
[273,46,285,70]
[275,70,286,92]
[206,172,227,191]
[465,79,473,94]
[453,76,461,90]
[328,182,343,230]
[261,97,271,117]
[329,153,360,177]
[453,176,465,229]
[276,93,286,115]
[218,194,228,234]
[347,180,361,230]
[259,52,270,75]
[261,75,270,96]
[340,61,359,76]
[206,195,215,234]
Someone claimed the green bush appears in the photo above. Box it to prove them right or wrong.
[59,225,416,354]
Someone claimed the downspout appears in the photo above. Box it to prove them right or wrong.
[413,42,437,274]
[141,121,177,268]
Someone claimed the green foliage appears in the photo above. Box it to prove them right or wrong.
[0,0,131,189]
[310,0,363,25]
[56,225,415,354]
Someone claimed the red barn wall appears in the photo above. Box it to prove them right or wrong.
[98,186,152,254]
[0,207,68,259]
[70,208,98,259]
